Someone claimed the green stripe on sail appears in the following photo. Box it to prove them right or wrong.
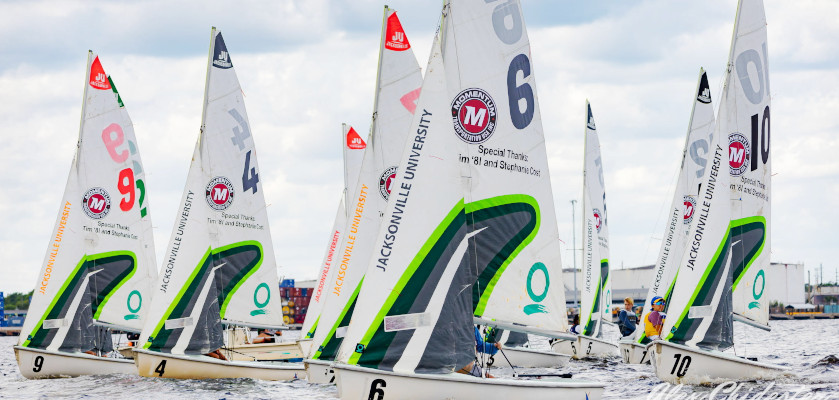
[25,251,136,348]
[305,315,320,339]
[730,216,766,291]
[217,241,264,319]
[665,227,732,343]
[468,195,540,317]
[311,277,363,360]
[348,200,464,367]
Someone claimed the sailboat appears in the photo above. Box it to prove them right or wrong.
[552,102,618,359]
[330,1,604,398]
[619,69,715,365]
[298,123,367,359]
[305,6,423,384]
[133,28,303,381]
[14,52,158,378]
[649,0,789,384]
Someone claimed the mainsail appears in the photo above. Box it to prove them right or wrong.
[662,0,770,349]
[309,6,422,360]
[19,52,158,354]
[580,102,611,338]
[302,124,366,339]
[336,0,568,373]
[139,28,283,355]
[634,69,715,343]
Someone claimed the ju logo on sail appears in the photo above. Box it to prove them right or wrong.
[523,262,549,315]
[451,88,497,144]
[728,133,751,176]
[212,32,233,69]
[384,13,410,51]
[346,127,366,150]
[592,208,603,233]
[82,187,111,219]
[88,56,112,90]
[205,176,235,211]
[379,166,398,200]
[683,196,697,224]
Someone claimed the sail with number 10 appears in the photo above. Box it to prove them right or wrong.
[15,52,157,379]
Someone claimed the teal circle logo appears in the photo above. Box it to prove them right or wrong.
[254,282,270,308]
[752,269,765,300]
[127,290,142,313]
[527,262,549,302]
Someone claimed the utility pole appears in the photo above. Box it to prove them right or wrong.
[571,199,578,310]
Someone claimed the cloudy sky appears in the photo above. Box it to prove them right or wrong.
[1,0,837,294]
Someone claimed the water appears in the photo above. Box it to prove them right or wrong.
[1,319,837,399]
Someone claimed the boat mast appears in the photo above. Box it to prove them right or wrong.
[198,27,216,140]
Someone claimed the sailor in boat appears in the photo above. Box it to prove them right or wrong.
[569,314,581,335]
[456,326,502,378]
[617,297,638,338]
[644,297,667,341]
[83,326,114,357]
[205,348,228,361]
[252,329,280,344]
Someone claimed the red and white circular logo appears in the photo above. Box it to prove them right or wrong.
[379,166,398,200]
[728,133,750,177]
[82,187,111,219]
[683,195,697,224]
[205,176,234,211]
[592,208,603,233]
[451,88,497,144]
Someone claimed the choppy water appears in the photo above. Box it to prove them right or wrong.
[1,319,837,399]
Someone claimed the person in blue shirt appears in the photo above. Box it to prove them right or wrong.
[456,326,501,378]
[617,297,638,338]
[569,314,581,334]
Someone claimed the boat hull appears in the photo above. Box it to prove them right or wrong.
[551,335,618,359]
[497,346,570,368]
[14,346,136,379]
[134,349,305,381]
[226,341,303,361]
[333,364,604,400]
[650,341,789,384]
[618,339,650,364]
[305,358,336,384]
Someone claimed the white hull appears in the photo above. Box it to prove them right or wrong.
[551,335,618,359]
[619,339,651,364]
[498,346,570,368]
[650,341,789,385]
[334,364,604,400]
[305,358,336,384]
[134,349,305,381]
[14,346,136,379]
[226,341,303,361]
[298,338,314,357]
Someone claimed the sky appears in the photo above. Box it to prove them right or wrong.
[1,0,837,294]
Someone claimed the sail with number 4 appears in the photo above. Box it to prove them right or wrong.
[308,6,422,361]
[580,102,611,338]
[139,28,283,356]
[336,0,569,372]
[634,69,715,343]
[662,0,771,349]
[18,52,158,355]
[301,124,366,338]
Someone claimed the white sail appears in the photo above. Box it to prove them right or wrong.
[337,0,570,372]
[309,6,422,360]
[634,69,715,342]
[662,0,771,349]
[140,28,283,355]
[19,52,157,354]
[726,0,771,329]
[301,124,366,339]
[580,102,610,338]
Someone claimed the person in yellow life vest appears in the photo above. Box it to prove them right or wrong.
[644,296,667,340]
